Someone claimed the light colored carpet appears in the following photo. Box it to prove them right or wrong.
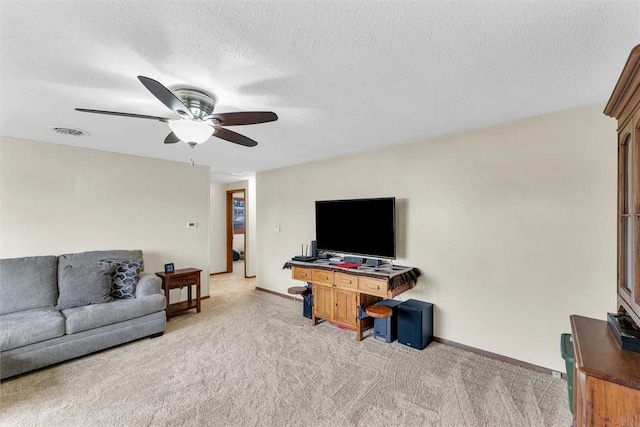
[0,273,572,426]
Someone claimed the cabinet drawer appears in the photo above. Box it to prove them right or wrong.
[358,276,388,297]
[169,274,199,288]
[292,267,312,281]
[334,273,358,290]
[312,269,334,285]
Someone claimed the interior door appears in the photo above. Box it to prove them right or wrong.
[226,189,246,276]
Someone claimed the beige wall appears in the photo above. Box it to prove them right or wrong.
[1,136,210,295]
[209,181,226,274]
[256,104,617,372]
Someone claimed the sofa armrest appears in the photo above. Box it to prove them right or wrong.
[136,273,163,298]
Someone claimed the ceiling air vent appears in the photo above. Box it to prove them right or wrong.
[49,126,89,137]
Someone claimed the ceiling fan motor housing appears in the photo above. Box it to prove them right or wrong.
[172,88,217,121]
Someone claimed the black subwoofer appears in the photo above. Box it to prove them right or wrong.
[397,299,433,350]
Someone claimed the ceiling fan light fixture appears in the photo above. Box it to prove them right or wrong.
[168,119,213,144]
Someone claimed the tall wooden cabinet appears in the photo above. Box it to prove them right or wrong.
[568,43,640,427]
[604,44,640,327]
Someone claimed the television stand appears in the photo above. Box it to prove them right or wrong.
[284,260,421,340]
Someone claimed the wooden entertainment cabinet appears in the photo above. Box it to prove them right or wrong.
[289,262,420,340]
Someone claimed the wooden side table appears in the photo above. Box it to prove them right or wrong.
[155,268,202,320]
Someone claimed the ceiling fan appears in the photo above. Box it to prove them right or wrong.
[76,76,278,148]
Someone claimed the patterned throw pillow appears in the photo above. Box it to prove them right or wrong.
[99,259,143,299]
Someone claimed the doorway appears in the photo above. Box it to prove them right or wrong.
[226,189,247,277]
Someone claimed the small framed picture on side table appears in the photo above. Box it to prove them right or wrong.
[164,263,175,273]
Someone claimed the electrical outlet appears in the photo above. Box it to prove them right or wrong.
[552,371,562,379]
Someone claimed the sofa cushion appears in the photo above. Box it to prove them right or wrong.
[55,263,116,310]
[0,308,66,351]
[0,256,58,315]
[99,258,143,299]
[62,294,166,334]
[57,250,144,285]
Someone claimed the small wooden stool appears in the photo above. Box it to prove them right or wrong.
[365,305,392,319]
[288,286,312,318]
[366,305,394,342]
[288,286,308,303]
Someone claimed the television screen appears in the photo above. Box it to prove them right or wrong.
[315,197,396,259]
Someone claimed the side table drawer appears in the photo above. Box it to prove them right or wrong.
[169,273,199,288]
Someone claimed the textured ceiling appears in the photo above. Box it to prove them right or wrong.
[1,1,639,182]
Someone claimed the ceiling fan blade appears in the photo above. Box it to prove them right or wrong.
[75,108,170,122]
[137,75,194,119]
[206,111,278,126]
[213,127,258,147]
[164,132,180,144]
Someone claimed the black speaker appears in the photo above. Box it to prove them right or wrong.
[397,299,433,350]
[311,240,318,258]
[303,294,313,319]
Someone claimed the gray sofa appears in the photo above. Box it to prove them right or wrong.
[0,249,166,380]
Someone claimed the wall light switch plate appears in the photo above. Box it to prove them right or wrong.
[274,225,280,232]
[187,222,197,228]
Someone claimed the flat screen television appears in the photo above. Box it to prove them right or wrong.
[315,197,396,259]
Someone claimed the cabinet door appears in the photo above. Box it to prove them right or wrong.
[313,284,334,320]
[334,289,357,327]
[616,113,640,325]
[606,46,640,327]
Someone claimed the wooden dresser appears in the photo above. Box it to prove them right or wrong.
[570,315,640,427]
